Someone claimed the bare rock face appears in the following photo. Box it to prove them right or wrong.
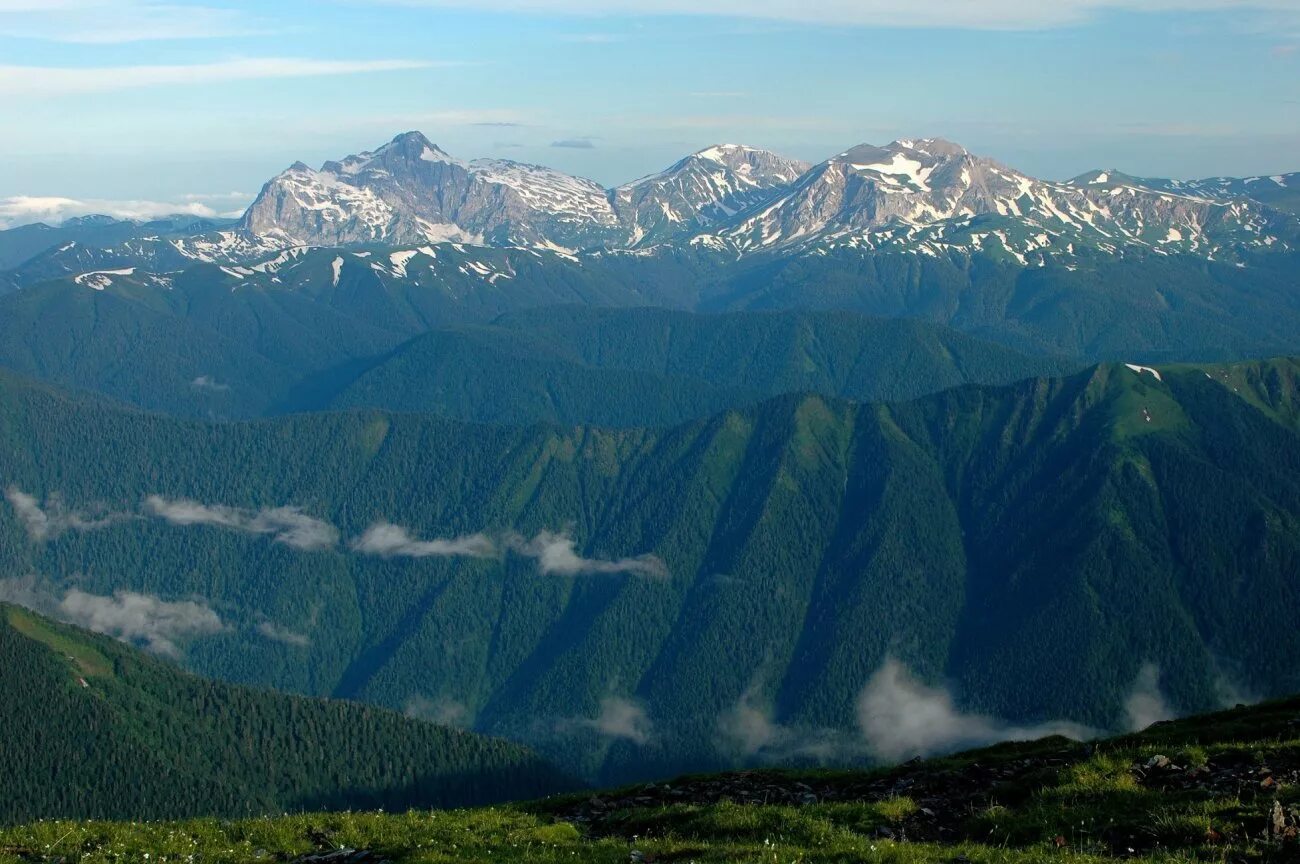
[240,132,805,253]
[242,131,619,251]
[709,137,1297,263]
[611,144,810,245]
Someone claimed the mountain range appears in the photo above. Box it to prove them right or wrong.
[3,130,1300,807]
[4,132,1297,283]
[236,132,1299,262]
[2,131,1296,392]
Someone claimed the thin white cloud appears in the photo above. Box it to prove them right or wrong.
[352,522,666,577]
[505,529,668,578]
[190,375,231,392]
[0,58,444,97]
[406,695,470,726]
[0,195,222,229]
[5,487,125,541]
[351,522,497,558]
[372,0,1300,31]
[256,619,311,647]
[143,495,339,551]
[0,576,223,657]
[559,696,653,744]
[0,1,273,43]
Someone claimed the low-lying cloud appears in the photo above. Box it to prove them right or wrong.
[505,530,668,578]
[716,683,863,762]
[1124,662,1175,731]
[406,695,471,727]
[354,521,667,578]
[586,696,653,744]
[143,495,339,551]
[559,696,654,745]
[717,659,1095,766]
[857,659,1095,761]
[255,619,311,647]
[190,375,231,392]
[351,521,496,558]
[8,488,663,576]
[5,487,124,541]
[0,576,223,657]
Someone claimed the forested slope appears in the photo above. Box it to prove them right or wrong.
[0,603,572,824]
[1,361,1298,782]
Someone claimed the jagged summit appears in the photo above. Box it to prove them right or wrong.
[138,131,1300,263]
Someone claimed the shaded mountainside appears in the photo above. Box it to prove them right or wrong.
[0,361,1299,783]
[0,215,237,273]
[2,694,1299,862]
[294,307,1075,425]
[6,241,1300,411]
[0,277,1072,422]
[0,603,572,825]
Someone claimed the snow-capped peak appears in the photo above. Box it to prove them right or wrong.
[226,132,1296,263]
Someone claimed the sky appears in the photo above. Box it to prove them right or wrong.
[0,0,1298,226]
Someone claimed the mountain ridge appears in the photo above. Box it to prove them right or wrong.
[2,359,1298,782]
[187,131,1300,265]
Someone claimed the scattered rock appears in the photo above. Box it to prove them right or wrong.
[291,851,390,864]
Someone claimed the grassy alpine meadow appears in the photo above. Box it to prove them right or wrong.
[3,697,1297,863]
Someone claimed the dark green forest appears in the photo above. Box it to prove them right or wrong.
[4,245,1300,423]
[0,603,572,825]
[2,359,1298,783]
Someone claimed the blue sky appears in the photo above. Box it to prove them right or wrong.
[0,0,1298,225]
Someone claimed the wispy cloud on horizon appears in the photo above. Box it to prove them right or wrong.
[0,195,235,229]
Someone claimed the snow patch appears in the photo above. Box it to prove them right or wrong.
[1124,363,1163,382]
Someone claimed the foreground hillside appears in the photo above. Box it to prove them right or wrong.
[1,695,1297,863]
[0,604,572,825]
[2,359,1299,782]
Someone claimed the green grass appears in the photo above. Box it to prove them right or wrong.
[3,606,112,678]
[3,698,1297,863]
